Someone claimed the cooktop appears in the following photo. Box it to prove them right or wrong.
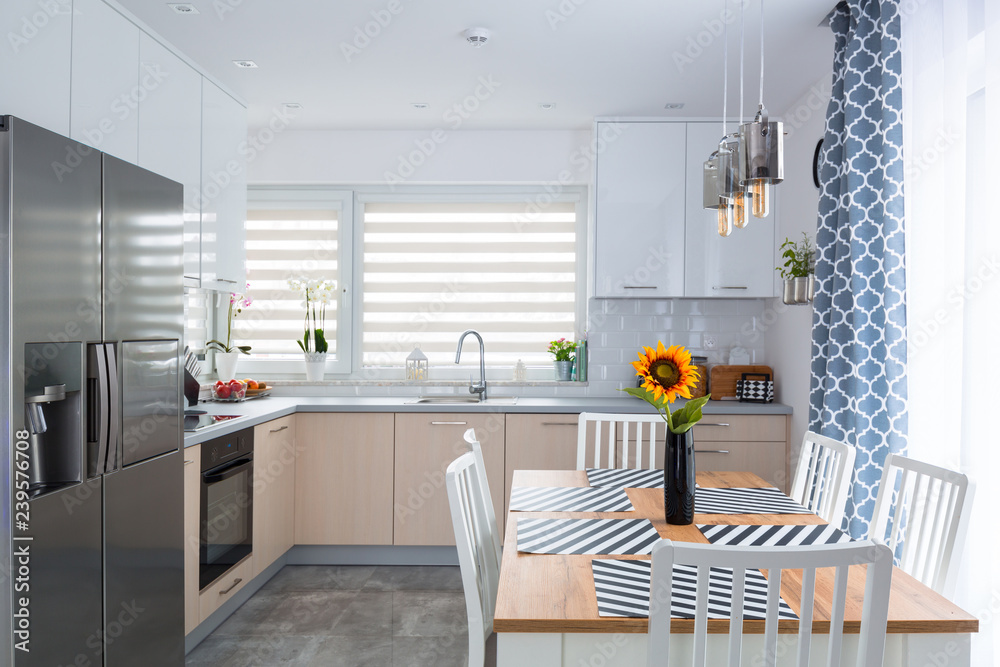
[184,411,242,432]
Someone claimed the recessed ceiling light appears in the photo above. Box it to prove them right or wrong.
[411,103,429,109]
[168,3,199,14]
[282,102,303,110]
[539,103,557,110]
[664,103,685,110]
[233,60,258,69]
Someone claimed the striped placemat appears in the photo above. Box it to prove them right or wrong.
[509,486,635,513]
[695,487,811,514]
[699,523,853,546]
[586,468,663,489]
[516,518,660,555]
[592,559,798,620]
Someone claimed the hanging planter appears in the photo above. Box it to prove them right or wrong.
[777,234,815,305]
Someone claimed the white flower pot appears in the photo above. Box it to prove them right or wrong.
[304,352,327,381]
[216,352,239,382]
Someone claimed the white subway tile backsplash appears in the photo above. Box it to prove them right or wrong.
[582,298,768,397]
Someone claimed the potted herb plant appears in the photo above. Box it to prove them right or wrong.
[776,233,816,304]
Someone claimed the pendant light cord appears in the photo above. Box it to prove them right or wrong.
[739,0,745,125]
[759,0,765,106]
[722,6,729,138]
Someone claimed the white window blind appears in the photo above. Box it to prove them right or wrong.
[238,208,339,356]
[363,201,577,367]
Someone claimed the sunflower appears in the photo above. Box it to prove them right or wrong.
[632,342,700,404]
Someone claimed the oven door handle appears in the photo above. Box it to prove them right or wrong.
[203,458,252,484]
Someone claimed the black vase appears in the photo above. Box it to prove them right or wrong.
[664,428,695,525]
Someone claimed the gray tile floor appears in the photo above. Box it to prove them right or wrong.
[186,565,496,667]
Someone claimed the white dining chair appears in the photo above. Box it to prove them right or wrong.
[577,412,667,470]
[868,454,973,597]
[446,432,501,667]
[463,428,502,575]
[647,539,894,667]
[789,431,856,527]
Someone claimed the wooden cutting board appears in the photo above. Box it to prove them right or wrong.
[709,365,773,400]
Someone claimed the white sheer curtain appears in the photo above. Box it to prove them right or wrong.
[902,0,1000,662]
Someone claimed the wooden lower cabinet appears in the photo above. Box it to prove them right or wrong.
[183,445,200,635]
[294,413,395,545]
[504,414,579,515]
[198,555,253,622]
[393,413,505,546]
[253,415,296,577]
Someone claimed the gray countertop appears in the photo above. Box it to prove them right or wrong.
[183,396,791,447]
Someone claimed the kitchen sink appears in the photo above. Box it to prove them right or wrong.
[404,396,518,405]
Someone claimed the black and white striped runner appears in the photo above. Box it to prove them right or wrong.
[695,487,811,515]
[586,468,663,489]
[516,518,661,555]
[510,486,634,513]
[592,559,798,620]
[699,523,853,546]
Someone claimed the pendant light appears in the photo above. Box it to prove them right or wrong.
[710,3,737,237]
[740,0,784,218]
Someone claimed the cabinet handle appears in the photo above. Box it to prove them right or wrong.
[217,278,238,284]
[431,421,467,426]
[269,425,289,433]
[184,460,195,466]
[712,286,748,290]
[696,449,731,455]
[622,285,657,289]
[541,422,577,426]
[219,578,243,595]
[699,422,731,427]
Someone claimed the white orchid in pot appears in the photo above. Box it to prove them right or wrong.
[288,278,335,380]
[207,286,252,381]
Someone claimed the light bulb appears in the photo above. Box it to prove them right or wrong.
[717,200,734,237]
[733,191,748,229]
[749,180,770,218]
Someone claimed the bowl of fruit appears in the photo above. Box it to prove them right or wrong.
[242,379,269,397]
[212,379,247,401]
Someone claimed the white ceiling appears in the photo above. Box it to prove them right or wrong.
[115,0,836,131]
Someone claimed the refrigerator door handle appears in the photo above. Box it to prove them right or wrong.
[105,343,120,474]
[89,344,111,477]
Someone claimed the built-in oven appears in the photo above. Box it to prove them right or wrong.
[200,427,254,590]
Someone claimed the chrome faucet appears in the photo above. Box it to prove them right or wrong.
[455,329,487,402]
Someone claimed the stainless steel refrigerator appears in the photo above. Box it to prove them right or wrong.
[0,116,184,665]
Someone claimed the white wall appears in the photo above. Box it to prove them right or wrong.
[764,77,832,471]
[247,129,593,185]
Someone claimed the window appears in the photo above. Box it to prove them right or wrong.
[361,199,580,368]
[236,190,352,374]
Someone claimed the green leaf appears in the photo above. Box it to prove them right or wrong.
[296,338,307,353]
[315,329,328,353]
[206,340,229,353]
[236,345,252,355]
[667,394,712,434]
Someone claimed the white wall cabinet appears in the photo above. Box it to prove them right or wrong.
[593,121,688,297]
[70,0,140,163]
[683,122,776,298]
[0,0,73,136]
[136,33,204,283]
[200,82,248,291]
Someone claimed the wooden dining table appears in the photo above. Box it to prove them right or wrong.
[493,469,979,666]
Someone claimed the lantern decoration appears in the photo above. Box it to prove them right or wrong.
[406,345,429,381]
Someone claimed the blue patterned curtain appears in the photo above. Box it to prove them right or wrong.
[810,0,907,539]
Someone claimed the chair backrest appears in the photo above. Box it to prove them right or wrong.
[463,428,502,574]
[647,539,893,667]
[868,453,972,597]
[446,448,501,667]
[789,431,857,527]
[576,412,667,470]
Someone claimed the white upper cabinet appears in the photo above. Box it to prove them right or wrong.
[0,0,73,135]
[200,82,247,291]
[683,122,776,298]
[136,33,203,283]
[593,121,687,297]
[70,0,140,163]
